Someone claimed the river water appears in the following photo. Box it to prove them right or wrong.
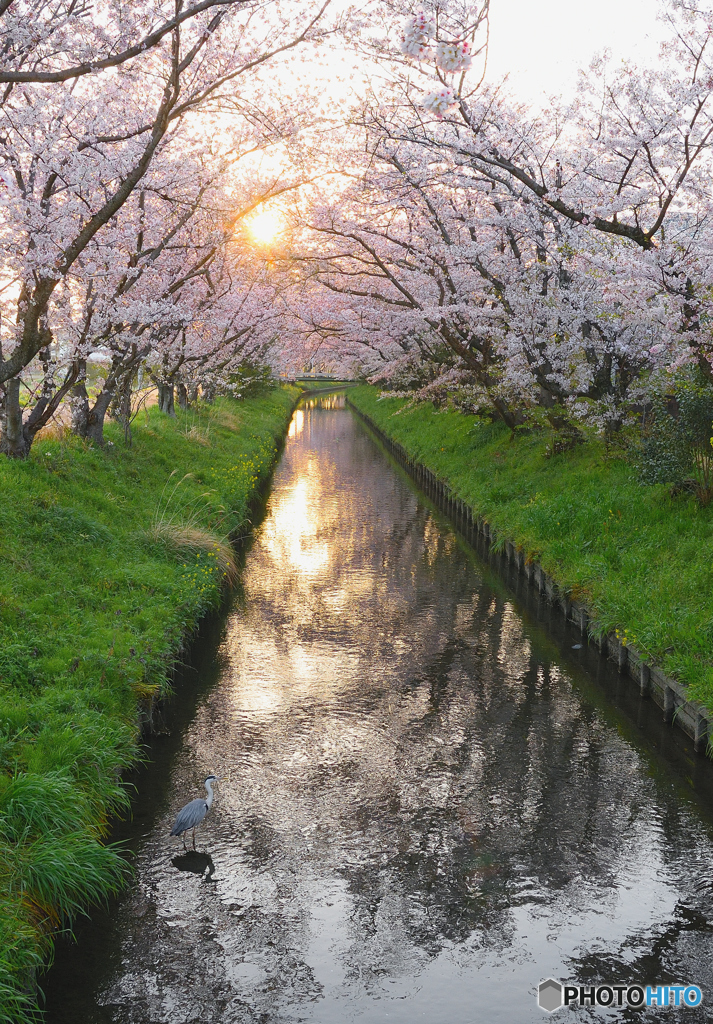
[44,396,713,1023]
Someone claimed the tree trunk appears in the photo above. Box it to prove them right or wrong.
[491,397,527,432]
[187,383,199,405]
[86,390,114,445]
[157,383,175,416]
[0,379,31,458]
[202,383,216,404]
[70,359,90,436]
[177,382,189,410]
[118,381,133,446]
[108,370,135,444]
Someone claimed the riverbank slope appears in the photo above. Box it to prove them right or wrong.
[348,386,713,715]
[0,388,298,1023]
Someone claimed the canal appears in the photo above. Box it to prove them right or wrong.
[44,395,713,1022]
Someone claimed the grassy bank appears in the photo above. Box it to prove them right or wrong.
[348,386,713,711]
[0,388,298,1022]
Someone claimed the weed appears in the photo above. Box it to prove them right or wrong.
[149,470,224,535]
[145,468,238,585]
[148,523,238,586]
[178,403,216,447]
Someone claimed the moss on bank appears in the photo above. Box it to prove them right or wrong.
[348,386,713,711]
[0,388,298,1022]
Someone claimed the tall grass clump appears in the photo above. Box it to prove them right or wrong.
[146,471,238,585]
[0,773,129,918]
[0,388,298,1022]
[177,403,216,447]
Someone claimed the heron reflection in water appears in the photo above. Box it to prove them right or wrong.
[171,850,216,881]
[170,775,221,849]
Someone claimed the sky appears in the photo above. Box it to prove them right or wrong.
[485,0,665,101]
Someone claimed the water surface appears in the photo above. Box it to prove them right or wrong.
[44,397,713,1022]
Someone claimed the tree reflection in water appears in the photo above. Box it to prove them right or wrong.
[44,396,713,1024]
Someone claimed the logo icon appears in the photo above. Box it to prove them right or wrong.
[538,979,563,1013]
[535,979,702,1011]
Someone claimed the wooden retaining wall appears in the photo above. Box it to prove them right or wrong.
[348,399,712,758]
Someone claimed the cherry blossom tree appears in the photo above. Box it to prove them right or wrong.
[0,1,273,84]
[60,135,309,443]
[269,0,713,435]
[0,0,337,456]
[382,1,713,383]
[276,134,660,431]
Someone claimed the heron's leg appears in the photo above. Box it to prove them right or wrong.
[192,828,196,850]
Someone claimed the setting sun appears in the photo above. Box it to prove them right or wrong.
[248,209,283,244]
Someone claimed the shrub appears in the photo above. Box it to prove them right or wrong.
[638,371,713,505]
[223,360,275,398]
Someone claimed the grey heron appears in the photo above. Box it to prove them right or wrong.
[170,775,220,849]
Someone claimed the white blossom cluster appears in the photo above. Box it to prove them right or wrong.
[399,11,436,58]
[398,10,474,116]
[434,40,472,73]
[421,86,457,117]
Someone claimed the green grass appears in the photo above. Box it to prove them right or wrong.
[0,388,297,1022]
[348,386,713,710]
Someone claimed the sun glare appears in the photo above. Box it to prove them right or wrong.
[249,210,283,245]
